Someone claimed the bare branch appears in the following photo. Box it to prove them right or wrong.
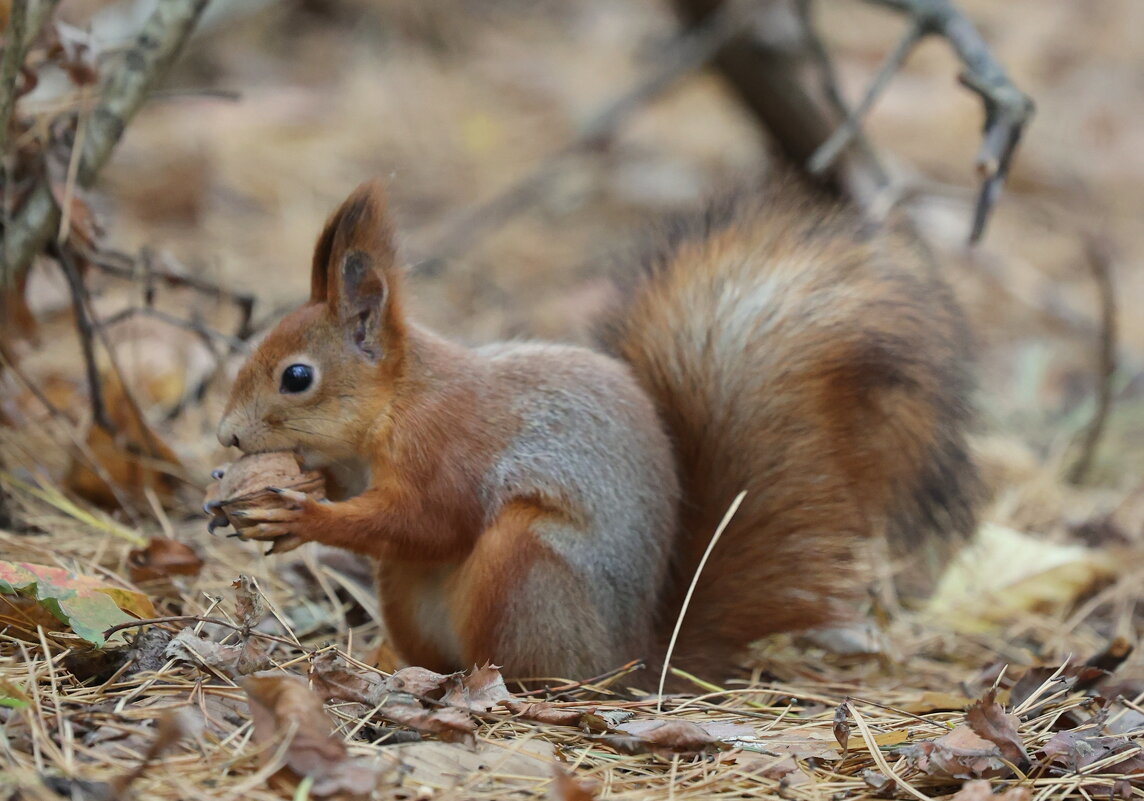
[56,247,112,434]
[857,0,1035,242]
[807,17,925,174]
[87,247,256,341]
[0,0,28,153]
[1067,237,1118,485]
[4,0,211,278]
[795,0,887,184]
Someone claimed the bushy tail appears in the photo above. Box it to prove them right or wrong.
[601,181,979,675]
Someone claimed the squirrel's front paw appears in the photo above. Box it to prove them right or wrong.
[231,488,324,553]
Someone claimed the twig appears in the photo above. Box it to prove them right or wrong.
[1067,236,1117,485]
[415,0,756,271]
[56,247,112,434]
[4,0,211,278]
[103,615,301,651]
[795,0,888,187]
[858,0,1034,242]
[100,305,247,355]
[0,0,28,153]
[86,247,255,340]
[807,16,926,174]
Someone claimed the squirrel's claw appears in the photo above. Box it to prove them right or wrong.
[267,487,310,504]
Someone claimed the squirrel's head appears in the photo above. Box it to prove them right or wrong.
[217,180,406,468]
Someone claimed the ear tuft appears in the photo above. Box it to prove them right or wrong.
[310,180,396,304]
[309,181,405,361]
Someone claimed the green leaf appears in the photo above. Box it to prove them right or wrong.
[0,561,156,647]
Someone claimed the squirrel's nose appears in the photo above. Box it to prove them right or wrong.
[217,418,240,449]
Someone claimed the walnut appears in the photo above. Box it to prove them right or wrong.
[204,452,325,554]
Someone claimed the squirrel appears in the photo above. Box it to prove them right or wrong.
[216,177,978,682]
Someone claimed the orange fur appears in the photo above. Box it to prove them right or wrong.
[218,178,978,683]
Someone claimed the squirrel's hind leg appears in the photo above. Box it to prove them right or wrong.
[448,500,645,683]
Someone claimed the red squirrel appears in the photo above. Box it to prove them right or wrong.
[216,178,978,681]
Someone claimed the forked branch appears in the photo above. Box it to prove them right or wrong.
[808,0,1034,242]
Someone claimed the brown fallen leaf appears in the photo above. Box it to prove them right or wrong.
[901,691,977,714]
[861,769,894,794]
[1008,664,1106,712]
[724,751,808,786]
[309,652,476,742]
[833,702,851,754]
[379,739,555,791]
[606,718,722,756]
[1040,724,1144,775]
[232,574,267,630]
[951,779,1032,801]
[966,689,1028,767]
[503,699,586,728]
[441,663,511,712]
[550,766,598,800]
[747,730,844,761]
[165,628,245,676]
[386,664,461,698]
[905,724,1010,780]
[110,707,203,795]
[242,672,384,798]
[127,537,203,584]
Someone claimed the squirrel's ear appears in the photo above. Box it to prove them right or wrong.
[311,181,404,360]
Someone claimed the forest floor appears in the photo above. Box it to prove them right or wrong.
[2,0,1143,798]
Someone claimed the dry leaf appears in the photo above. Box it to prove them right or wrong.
[550,766,598,800]
[1007,663,1107,711]
[1040,725,1144,775]
[165,627,270,677]
[441,663,511,712]
[966,689,1028,766]
[111,708,203,794]
[746,730,844,761]
[833,702,851,753]
[165,628,244,675]
[503,699,585,727]
[901,691,976,714]
[952,780,1031,801]
[386,665,460,698]
[379,739,556,791]
[232,574,266,630]
[905,724,1010,780]
[927,523,1117,632]
[0,561,155,646]
[309,652,477,742]
[242,672,384,798]
[608,718,721,756]
[726,751,808,786]
[127,537,203,583]
[862,769,894,794]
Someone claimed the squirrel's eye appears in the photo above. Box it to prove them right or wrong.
[280,363,314,394]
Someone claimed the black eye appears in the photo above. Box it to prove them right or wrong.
[280,363,314,394]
